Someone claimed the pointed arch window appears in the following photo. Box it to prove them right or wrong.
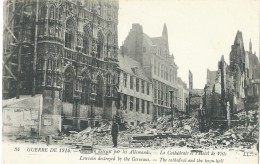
[39,5,47,35]
[83,37,89,54]
[58,7,63,20]
[83,26,91,54]
[96,76,103,107]
[49,5,55,35]
[106,74,111,96]
[57,7,63,38]
[39,23,45,36]
[40,5,47,19]
[97,32,103,58]
[56,58,61,71]
[47,57,53,70]
[37,56,44,71]
[82,77,91,105]
[65,19,75,49]
[63,67,74,103]
[49,5,55,20]
[106,33,112,57]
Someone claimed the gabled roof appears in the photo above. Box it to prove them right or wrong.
[143,33,153,46]
[118,54,150,82]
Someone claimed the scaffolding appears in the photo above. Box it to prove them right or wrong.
[3,0,39,99]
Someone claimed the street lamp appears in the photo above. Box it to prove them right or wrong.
[169,90,174,127]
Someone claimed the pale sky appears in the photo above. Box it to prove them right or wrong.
[118,0,260,89]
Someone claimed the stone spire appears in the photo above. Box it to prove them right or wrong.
[162,23,168,40]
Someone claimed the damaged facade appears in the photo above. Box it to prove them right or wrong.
[177,77,189,113]
[204,31,260,129]
[3,0,120,135]
[117,53,153,126]
[121,23,179,119]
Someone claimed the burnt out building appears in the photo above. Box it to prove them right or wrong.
[3,0,119,135]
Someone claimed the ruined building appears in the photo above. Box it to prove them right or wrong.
[229,31,247,100]
[177,77,189,113]
[205,31,260,124]
[122,24,179,119]
[117,52,153,126]
[3,0,119,135]
[229,31,260,106]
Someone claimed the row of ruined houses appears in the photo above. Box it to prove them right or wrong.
[194,31,260,130]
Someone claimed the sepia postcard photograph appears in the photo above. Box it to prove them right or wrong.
[1,0,260,163]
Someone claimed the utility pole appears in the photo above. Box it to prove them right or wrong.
[169,90,174,127]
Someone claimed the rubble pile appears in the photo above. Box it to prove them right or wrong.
[52,114,257,149]
[54,122,114,147]
[9,112,258,150]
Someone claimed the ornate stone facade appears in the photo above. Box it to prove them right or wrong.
[4,0,119,134]
[122,24,179,119]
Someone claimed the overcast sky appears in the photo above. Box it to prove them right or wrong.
[118,0,259,89]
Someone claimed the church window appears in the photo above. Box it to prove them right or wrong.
[63,67,74,103]
[65,19,75,49]
[96,76,104,107]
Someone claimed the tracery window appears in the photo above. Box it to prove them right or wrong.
[49,5,55,36]
[47,57,53,70]
[58,7,63,20]
[39,6,47,35]
[106,33,112,57]
[106,74,111,96]
[40,5,47,19]
[83,37,89,54]
[96,76,103,107]
[97,32,103,58]
[49,5,55,19]
[65,19,75,49]
[63,67,74,103]
[82,78,91,105]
